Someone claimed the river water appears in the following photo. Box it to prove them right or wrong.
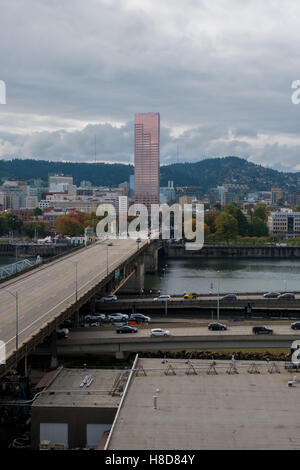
[144,257,300,294]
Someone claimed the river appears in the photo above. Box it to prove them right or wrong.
[144,257,300,294]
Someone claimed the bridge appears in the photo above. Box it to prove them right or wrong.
[95,295,300,319]
[0,238,160,377]
[56,325,300,359]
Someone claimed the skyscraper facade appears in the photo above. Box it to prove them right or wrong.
[134,112,160,209]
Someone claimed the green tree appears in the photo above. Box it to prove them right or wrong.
[0,215,8,236]
[215,212,238,243]
[33,207,43,217]
[253,203,268,222]
[248,216,269,237]
[23,221,46,239]
[224,204,249,236]
[4,213,23,233]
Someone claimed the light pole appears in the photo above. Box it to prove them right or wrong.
[217,272,220,321]
[106,245,109,276]
[2,289,19,351]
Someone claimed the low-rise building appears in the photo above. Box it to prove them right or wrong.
[31,367,121,449]
[268,211,300,237]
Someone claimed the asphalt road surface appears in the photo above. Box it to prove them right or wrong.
[0,239,146,360]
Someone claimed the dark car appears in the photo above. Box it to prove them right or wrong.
[116,325,138,334]
[291,322,300,330]
[263,292,280,298]
[208,322,227,331]
[252,325,273,335]
[130,313,151,323]
[220,294,237,301]
[278,293,295,300]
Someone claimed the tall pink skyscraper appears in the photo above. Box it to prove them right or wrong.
[134,112,160,209]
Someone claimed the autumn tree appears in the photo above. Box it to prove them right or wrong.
[54,215,84,236]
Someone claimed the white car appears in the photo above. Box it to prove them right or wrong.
[150,328,170,337]
[101,295,117,302]
[108,313,129,321]
[83,322,101,327]
[153,295,171,301]
[85,314,106,321]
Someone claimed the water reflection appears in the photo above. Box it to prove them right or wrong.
[144,258,300,294]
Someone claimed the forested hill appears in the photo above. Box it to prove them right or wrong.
[0,156,298,192]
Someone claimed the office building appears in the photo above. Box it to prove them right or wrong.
[268,211,300,237]
[134,112,160,209]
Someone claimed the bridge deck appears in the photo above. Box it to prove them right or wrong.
[0,239,146,368]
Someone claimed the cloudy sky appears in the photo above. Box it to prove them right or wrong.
[1,0,300,170]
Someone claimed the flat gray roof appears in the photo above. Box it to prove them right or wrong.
[107,358,300,450]
[33,368,122,408]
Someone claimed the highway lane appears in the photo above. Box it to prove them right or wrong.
[67,324,300,340]
[116,294,300,302]
[0,238,146,360]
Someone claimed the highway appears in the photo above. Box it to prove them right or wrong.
[57,322,300,358]
[67,323,300,340]
[0,238,146,362]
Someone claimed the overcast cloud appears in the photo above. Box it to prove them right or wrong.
[1,0,300,170]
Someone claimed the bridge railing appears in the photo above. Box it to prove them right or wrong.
[0,257,42,280]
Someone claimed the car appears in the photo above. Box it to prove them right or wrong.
[108,313,129,321]
[116,325,138,334]
[136,237,141,243]
[111,320,128,327]
[107,242,113,246]
[101,295,117,302]
[84,314,105,321]
[153,295,171,301]
[56,327,69,339]
[291,322,300,330]
[83,321,101,327]
[278,293,295,300]
[220,293,237,301]
[183,293,197,299]
[208,322,227,331]
[263,292,280,298]
[130,313,151,323]
[150,328,170,337]
[252,325,273,335]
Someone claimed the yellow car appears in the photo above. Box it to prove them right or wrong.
[183,293,197,299]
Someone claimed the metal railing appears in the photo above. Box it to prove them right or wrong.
[0,257,42,280]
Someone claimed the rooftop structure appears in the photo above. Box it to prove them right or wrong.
[106,357,300,450]
[31,367,122,449]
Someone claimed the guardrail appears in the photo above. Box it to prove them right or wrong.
[0,258,42,280]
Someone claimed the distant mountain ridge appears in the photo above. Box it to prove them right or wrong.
[0,156,298,192]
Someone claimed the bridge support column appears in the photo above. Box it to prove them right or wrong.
[144,243,158,273]
[49,333,58,369]
[119,257,145,294]
[90,297,96,314]
[115,351,129,360]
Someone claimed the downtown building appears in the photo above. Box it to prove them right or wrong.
[268,211,300,238]
[134,112,160,209]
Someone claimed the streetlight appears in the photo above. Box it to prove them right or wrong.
[217,271,220,321]
[2,289,19,351]
[106,244,109,276]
